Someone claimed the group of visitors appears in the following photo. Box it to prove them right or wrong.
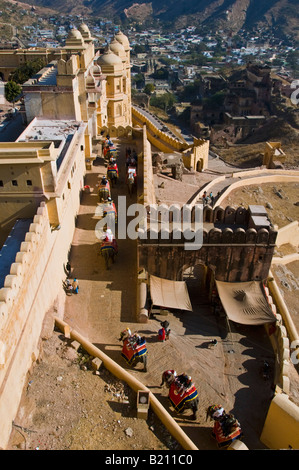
[202,191,214,205]
[65,276,79,294]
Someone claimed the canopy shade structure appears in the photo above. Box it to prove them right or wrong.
[150,275,193,312]
[215,280,276,325]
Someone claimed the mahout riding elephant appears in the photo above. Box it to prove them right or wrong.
[206,404,243,447]
[126,167,136,196]
[160,370,199,420]
[103,198,117,226]
[107,161,119,187]
[100,239,118,269]
[98,177,111,202]
[119,328,148,372]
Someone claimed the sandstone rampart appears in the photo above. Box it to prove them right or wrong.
[0,193,79,448]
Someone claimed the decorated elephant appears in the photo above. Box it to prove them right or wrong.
[98,177,111,202]
[103,199,117,226]
[107,161,119,187]
[126,167,136,196]
[100,239,118,269]
[161,370,199,420]
[206,404,243,448]
[119,329,148,372]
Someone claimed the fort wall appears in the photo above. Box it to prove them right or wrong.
[0,178,81,448]
[260,392,299,449]
[182,138,209,171]
[132,107,209,172]
[132,106,186,153]
[137,205,277,283]
[142,124,156,207]
[275,221,299,248]
[260,276,299,449]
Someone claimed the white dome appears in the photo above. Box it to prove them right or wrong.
[67,28,83,40]
[97,46,122,66]
[110,37,125,54]
[90,64,102,75]
[115,30,129,48]
[79,23,92,38]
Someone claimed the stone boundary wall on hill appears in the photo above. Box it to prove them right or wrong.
[275,221,299,248]
[187,170,299,210]
[132,106,187,153]
[132,107,209,175]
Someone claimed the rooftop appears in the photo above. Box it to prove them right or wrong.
[17,118,81,142]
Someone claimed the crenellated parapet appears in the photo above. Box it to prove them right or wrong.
[137,204,277,283]
[138,205,277,246]
[137,225,277,246]
[132,106,188,153]
[0,202,50,345]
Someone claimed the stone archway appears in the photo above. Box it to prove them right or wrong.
[196,160,203,172]
[179,262,215,306]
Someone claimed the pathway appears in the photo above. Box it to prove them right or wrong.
[63,138,275,450]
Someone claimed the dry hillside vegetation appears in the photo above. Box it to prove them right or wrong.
[221,182,299,230]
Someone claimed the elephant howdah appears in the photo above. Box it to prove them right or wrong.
[168,382,198,414]
[126,166,137,196]
[206,404,243,447]
[98,179,111,202]
[103,201,117,224]
[160,370,199,419]
[107,162,119,186]
[119,330,148,371]
[121,338,147,365]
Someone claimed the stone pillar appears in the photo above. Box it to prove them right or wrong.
[137,276,149,323]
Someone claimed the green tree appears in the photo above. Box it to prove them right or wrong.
[132,73,145,89]
[151,67,169,80]
[150,92,177,112]
[5,81,22,106]
[134,44,147,54]
[144,83,155,95]
[10,59,45,84]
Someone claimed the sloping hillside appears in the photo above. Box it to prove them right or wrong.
[23,0,299,39]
